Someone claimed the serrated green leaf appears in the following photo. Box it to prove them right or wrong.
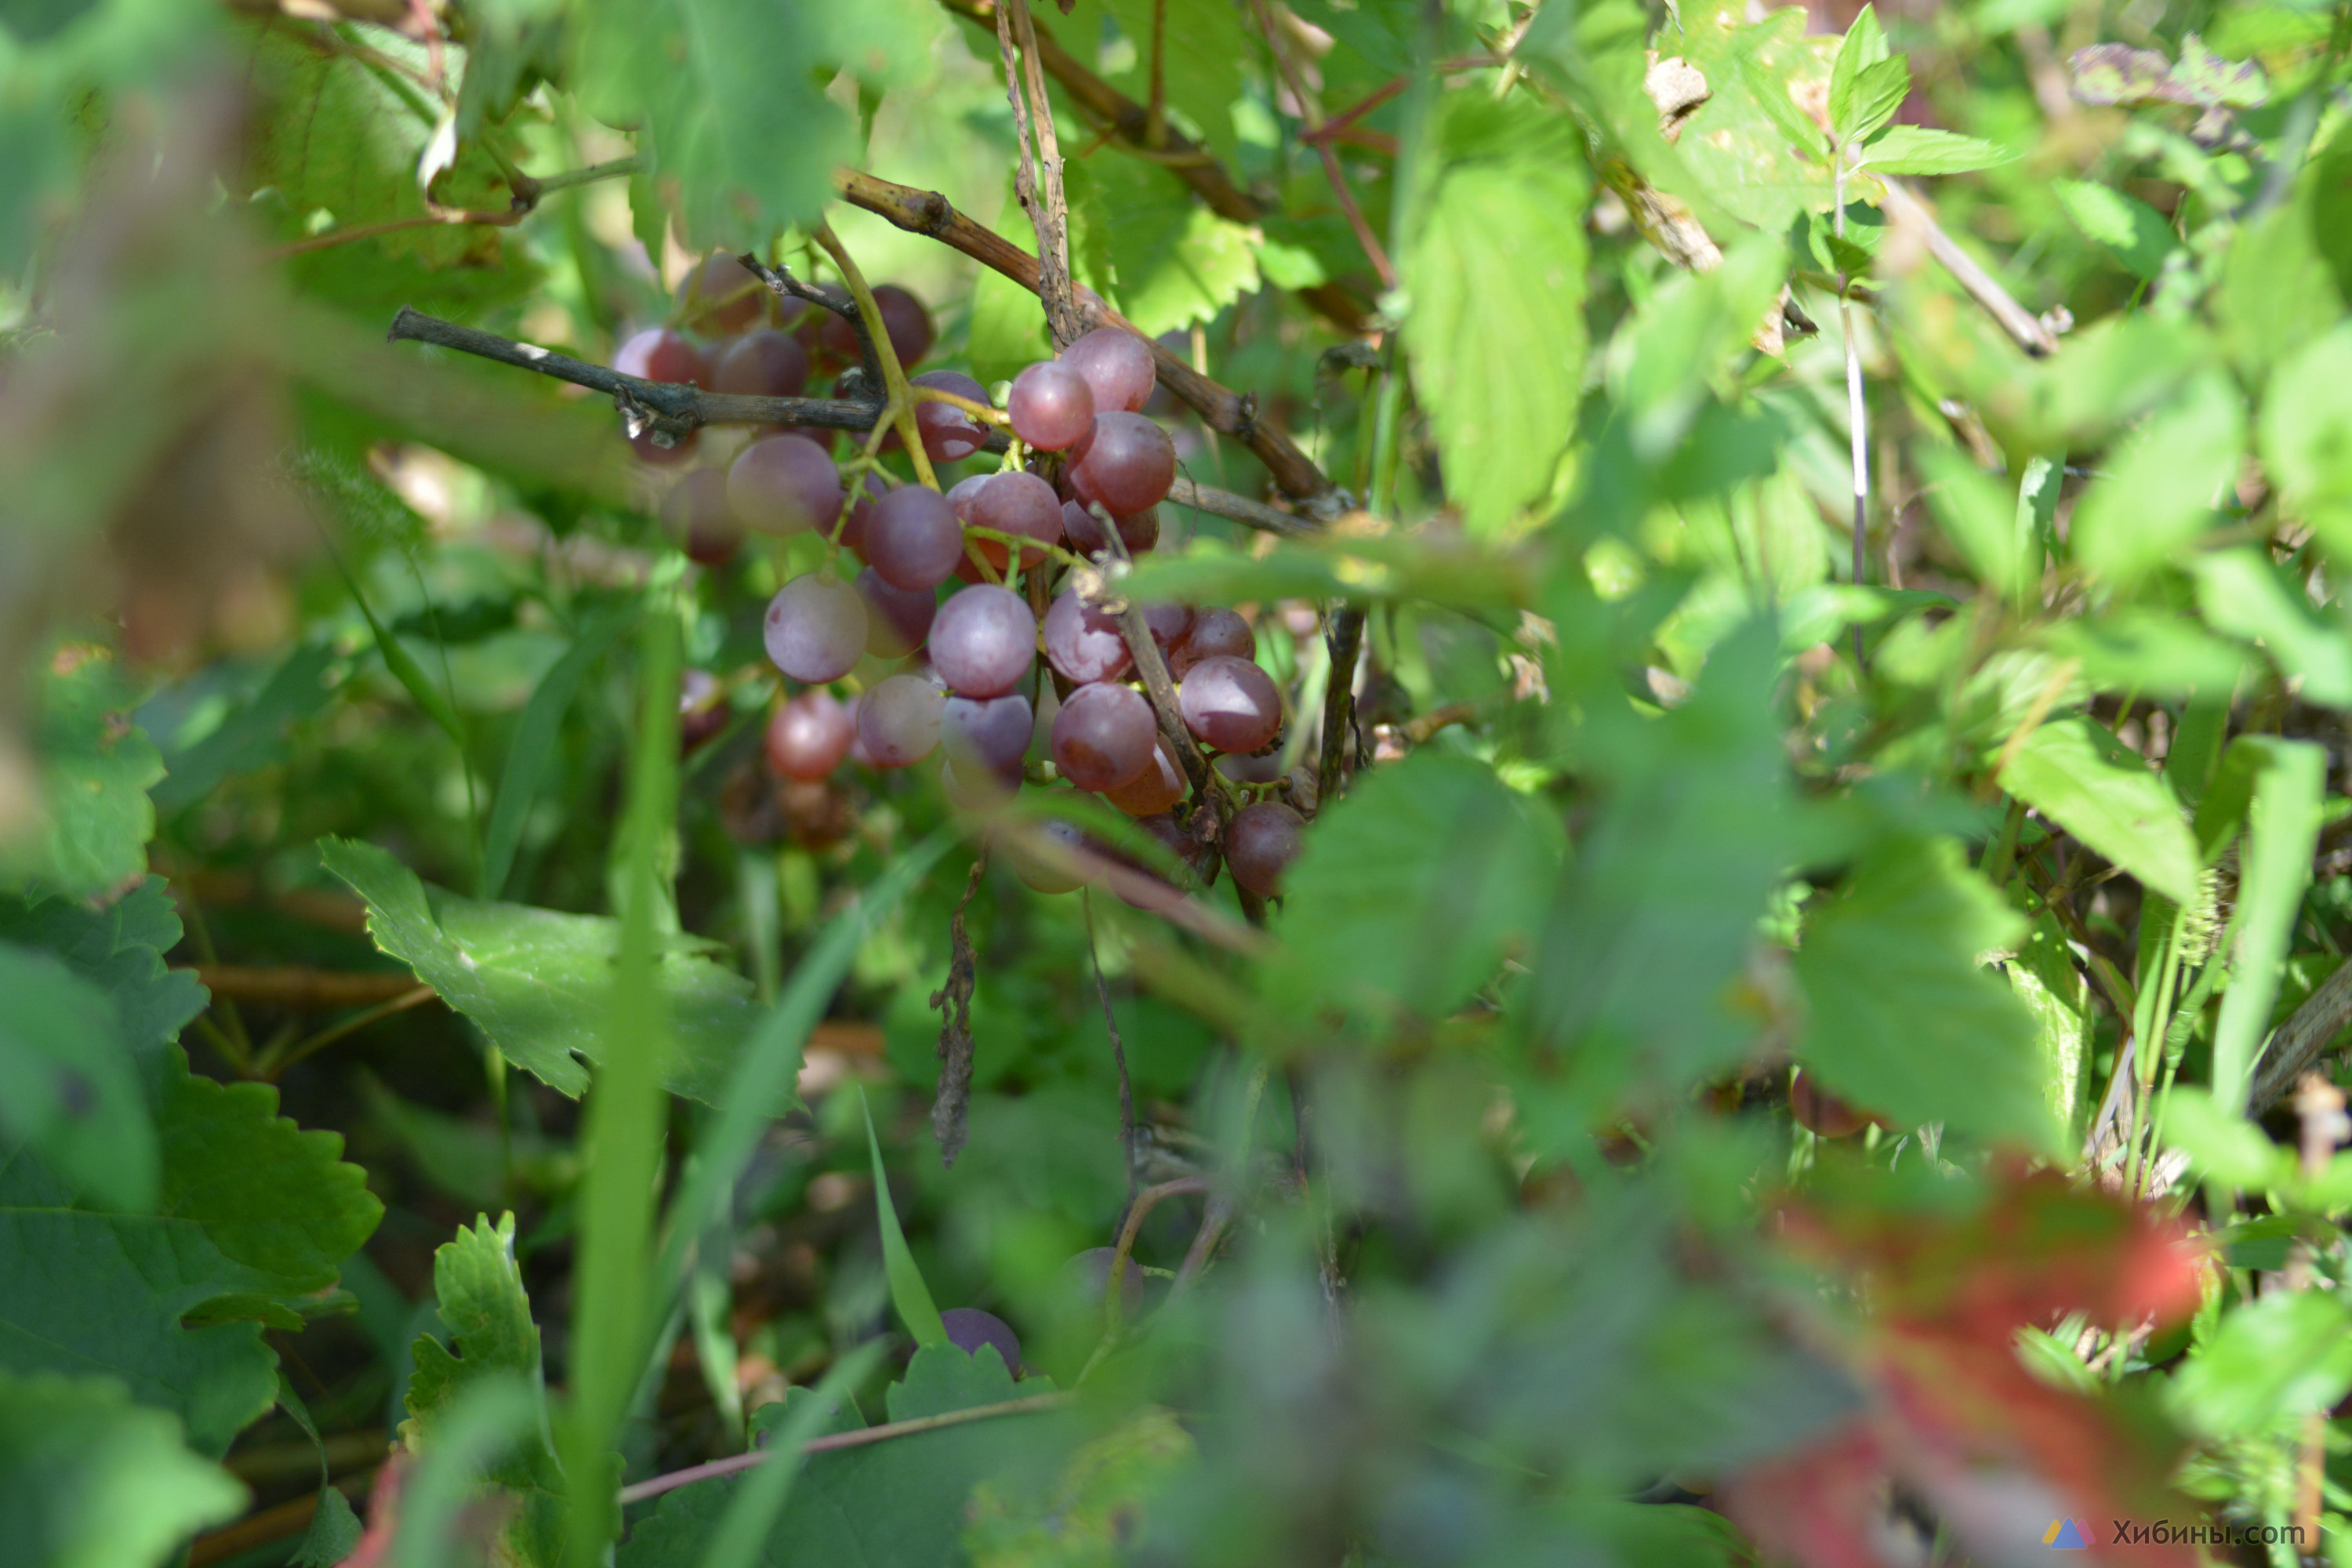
[0,943,154,1212]
[1,1047,379,1455]
[1269,752,1561,1020]
[2070,372,2243,585]
[1918,448,2033,601]
[1,642,162,900]
[2216,194,2343,384]
[2067,43,2175,106]
[1794,839,2056,1151]
[0,1370,247,1568]
[1674,10,1837,232]
[1091,0,1247,167]
[861,1088,946,1348]
[320,837,764,1105]
[1828,5,1892,140]
[1998,717,2200,906]
[2161,1087,2293,1190]
[1856,125,2013,178]
[1066,156,1259,336]
[694,1343,887,1568]
[2053,179,2176,281]
[1406,99,1588,536]
[394,1374,546,1568]
[288,1485,364,1568]
[965,1405,1195,1568]
[2167,1290,2352,1436]
[1835,59,1910,146]
[2166,34,2267,109]
[0,878,208,1058]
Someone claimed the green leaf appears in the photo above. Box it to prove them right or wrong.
[1998,717,2200,906]
[1835,60,1911,147]
[395,1374,546,1568]
[1674,9,1838,232]
[1269,752,1561,1020]
[0,878,209,1058]
[1607,237,1791,459]
[1794,839,2056,1151]
[481,605,635,898]
[861,1088,946,1348]
[2216,196,2344,384]
[321,837,764,1105]
[2069,373,2244,586]
[2005,912,2090,1139]
[1828,6,1893,141]
[1856,125,2014,176]
[2191,549,2352,707]
[2168,1291,2352,1437]
[967,226,1054,390]
[1,642,162,900]
[0,1047,379,1455]
[401,1214,569,1568]
[0,1370,247,1568]
[619,1340,1076,1568]
[2039,612,2249,701]
[1065,156,1259,336]
[2053,179,2177,281]
[0,943,155,1212]
[288,1486,364,1568]
[1405,99,1589,537]
[2207,738,2324,1112]
[1092,0,1247,166]
[1917,448,2033,601]
[694,1343,887,1568]
[150,644,339,815]
[2259,323,2352,539]
[2164,34,2269,109]
[2161,1087,2292,1190]
[2067,43,2175,106]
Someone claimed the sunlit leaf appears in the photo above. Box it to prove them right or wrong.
[0,1370,247,1568]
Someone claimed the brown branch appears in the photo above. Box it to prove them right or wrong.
[1105,1175,1210,1324]
[1166,474,1320,539]
[735,251,883,391]
[1247,0,1397,290]
[187,966,426,1008]
[995,0,1083,347]
[615,1393,1076,1506]
[928,855,986,1167]
[2250,958,2352,1115]
[1878,180,2059,358]
[835,171,1338,503]
[1317,608,1364,802]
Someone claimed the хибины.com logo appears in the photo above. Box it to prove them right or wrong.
[2043,1519,2091,1550]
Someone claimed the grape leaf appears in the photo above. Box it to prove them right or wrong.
[402,1214,570,1568]
[0,944,155,1213]
[1067,156,1259,336]
[1091,0,1247,167]
[1794,839,2058,1152]
[1406,96,1588,537]
[0,877,208,1058]
[0,1048,379,1455]
[1998,717,2201,906]
[0,1370,247,1568]
[619,1343,1076,1567]
[320,837,766,1105]
[1269,751,1561,1021]
[1,641,162,900]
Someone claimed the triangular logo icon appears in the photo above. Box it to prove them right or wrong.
[2044,1518,2092,1549]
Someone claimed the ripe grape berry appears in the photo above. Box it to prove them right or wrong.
[1067,412,1177,516]
[866,485,966,592]
[942,694,1033,783]
[1060,327,1157,414]
[912,371,991,463]
[763,575,866,684]
[728,435,841,537]
[929,585,1037,699]
[1059,1246,1146,1321]
[660,470,740,566]
[1008,361,1095,451]
[1043,592,1131,685]
[1052,682,1156,791]
[765,691,855,782]
[1226,801,1304,898]
[968,471,1064,574]
[858,673,946,768]
[1008,816,1094,895]
[1178,655,1282,754]
[1059,499,1159,558]
[1117,812,1203,913]
[1143,602,1193,652]
[1170,608,1254,677]
[677,252,768,335]
[855,568,935,659]
[938,1307,1023,1371]
[614,327,706,465]
[1103,736,1185,816]
[711,329,809,401]
[818,283,933,368]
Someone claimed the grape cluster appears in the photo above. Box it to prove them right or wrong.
[637,259,1310,905]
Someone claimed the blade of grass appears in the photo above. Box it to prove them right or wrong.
[862,1085,947,1348]
[332,550,467,749]
[564,583,684,1568]
[2211,739,2325,1114]
[481,604,636,898]
[694,1341,886,1568]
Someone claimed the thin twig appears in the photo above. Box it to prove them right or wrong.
[1248,0,1398,289]
[1083,890,1140,1203]
[1317,608,1365,803]
[2250,960,2352,1114]
[260,985,437,1078]
[995,0,1083,346]
[186,966,425,1008]
[928,855,987,1167]
[1105,1176,1210,1327]
[1168,1058,1269,1301]
[1146,0,1170,146]
[1876,180,2058,357]
[614,1393,1075,1506]
[735,252,884,392]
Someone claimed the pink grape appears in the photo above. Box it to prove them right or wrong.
[1051,682,1156,791]
[1007,361,1095,451]
[677,253,768,334]
[858,673,945,767]
[1104,735,1185,816]
[1043,592,1132,684]
[1178,655,1281,753]
[615,326,707,386]
[1068,412,1176,515]
[855,568,935,658]
[1143,602,1193,652]
[946,473,990,523]
[866,485,966,591]
[1170,608,1253,677]
[1061,500,1159,557]
[712,329,809,400]
[840,472,886,561]
[818,284,934,368]
[969,471,1064,573]
[729,435,842,537]
[797,283,854,358]
[1060,327,1157,413]
[943,693,1033,783]
[764,575,867,684]
[661,470,741,565]
[1227,801,1304,897]
[764,691,855,782]
[930,585,1037,699]
[913,371,991,463]
[1010,817,1093,895]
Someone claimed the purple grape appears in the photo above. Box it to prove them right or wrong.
[840,472,887,561]
[1117,811,1201,912]
[1060,327,1158,414]
[679,670,728,754]
[1103,735,1185,816]
[1068,412,1177,515]
[1227,801,1304,897]
[615,326,708,386]
[1007,360,1095,451]
[818,283,934,368]
[944,693,1033,783]
[797,283,853,358]
[660,469,741,565]
[764,575,867,684]
[1010,816,1093,895]
[866,485,966,592]
[1178,655,1281,753]
[857,673,944,767]
[913,371,991,463]
[930,584,1036,699]
[1043,592,1132,684]
[1143,603,1192,652]
[1061,500,1159,557]
[855,567,935,658]
[1052,682,1156,791]
[764,691,855,782]
[969,471,1065,575]
[677,253,768,334]
[711,329,809,399]
[946,473,990,522]
[728,435,842,537]
[1170,608,1254,677]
